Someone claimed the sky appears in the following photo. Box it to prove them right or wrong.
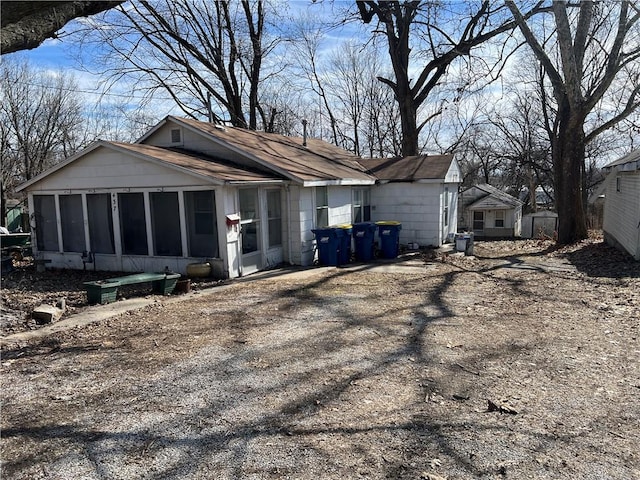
[7,0,364,110]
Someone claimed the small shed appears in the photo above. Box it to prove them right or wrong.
[602,150,640,260]
[521,211,558,239]
[459,184,523,238]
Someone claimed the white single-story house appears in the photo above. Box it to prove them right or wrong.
[458,184,523,238]
[16,116,461,278]
[602,149,640,260]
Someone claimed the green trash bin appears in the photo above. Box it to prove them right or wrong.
[312,228,344,266]
[376,221,402,259]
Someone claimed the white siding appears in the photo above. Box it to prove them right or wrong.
[27,148,208,191]
[603,171,640,260]
[327,186,352,226]
[371,183,444,246]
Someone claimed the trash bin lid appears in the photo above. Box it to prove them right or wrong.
[375,221,401,226]
[331,223,352,229]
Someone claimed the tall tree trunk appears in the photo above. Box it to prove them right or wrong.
[399,90,418,157]
[553,107,588,244]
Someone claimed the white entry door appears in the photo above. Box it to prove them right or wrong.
[239,188,262,275]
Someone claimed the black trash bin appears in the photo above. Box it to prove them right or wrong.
[352,222,376,262]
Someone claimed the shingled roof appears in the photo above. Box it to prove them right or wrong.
[110,142,284,184]
[170,117,374,184]
[357,154,454,181]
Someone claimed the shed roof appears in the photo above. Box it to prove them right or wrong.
[165,117,375,184]
[111,142,283,183]
[357,154,454,181]
[463,183,523,210]
[603,149,640,172]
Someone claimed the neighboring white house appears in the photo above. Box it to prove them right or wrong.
[602,149,640,260]
[16,116,461,277]
[458,184,523,238]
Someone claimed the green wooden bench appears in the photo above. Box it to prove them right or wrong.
[84,272,181,305]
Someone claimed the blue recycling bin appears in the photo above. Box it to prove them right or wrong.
[331,224,352,265]
[312,227,344,266]
[352,222,376,262]
[376,221,402,259]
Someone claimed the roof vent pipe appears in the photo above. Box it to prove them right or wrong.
[302,119,308,147]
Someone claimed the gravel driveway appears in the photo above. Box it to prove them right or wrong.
[1,240,639,479]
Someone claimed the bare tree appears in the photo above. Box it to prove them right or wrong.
[355,1,547,157]
[1,1,123,54]
[82,0,282,129]
[0,58,83,221]
[506,0,640,244]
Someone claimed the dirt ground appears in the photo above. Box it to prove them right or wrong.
[1,236,639,479]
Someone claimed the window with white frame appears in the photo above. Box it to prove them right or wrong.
[118,192,148,255]
[33,195,59,251]
[315,186,328,228]
[267,189,282,248]
[151,192,182,256]
[59,194,85,252]
[185,190,218,257]
[495,210,505,228]
[87,193,115,254]
[352,187,371,223]
[443,187,449,227]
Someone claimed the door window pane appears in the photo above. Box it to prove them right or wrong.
[87,194,115,254]
[33,195,59,251]
[118,193,148,255]
[151,192,182,256]
[60,194,85,252]
[242,222,259,254]
[185,190,218,257]
[240,188,260,254]
[239,189,258,220]
[267,190,282,247]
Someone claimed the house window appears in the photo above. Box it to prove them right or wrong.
[495,210,505,228]
[616,176,621,192]
[170,128,182,144]
[150,192,182,256]
[352,187,371,223]
[443,187,449,227]
[473,211,484,231]
[59,194,85,253]
[316,186,329,228]
[87,193,114,254]
[267,189,282,248]
[33,195,59,252]
[185,190,218,257]
[118,192,148,255]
